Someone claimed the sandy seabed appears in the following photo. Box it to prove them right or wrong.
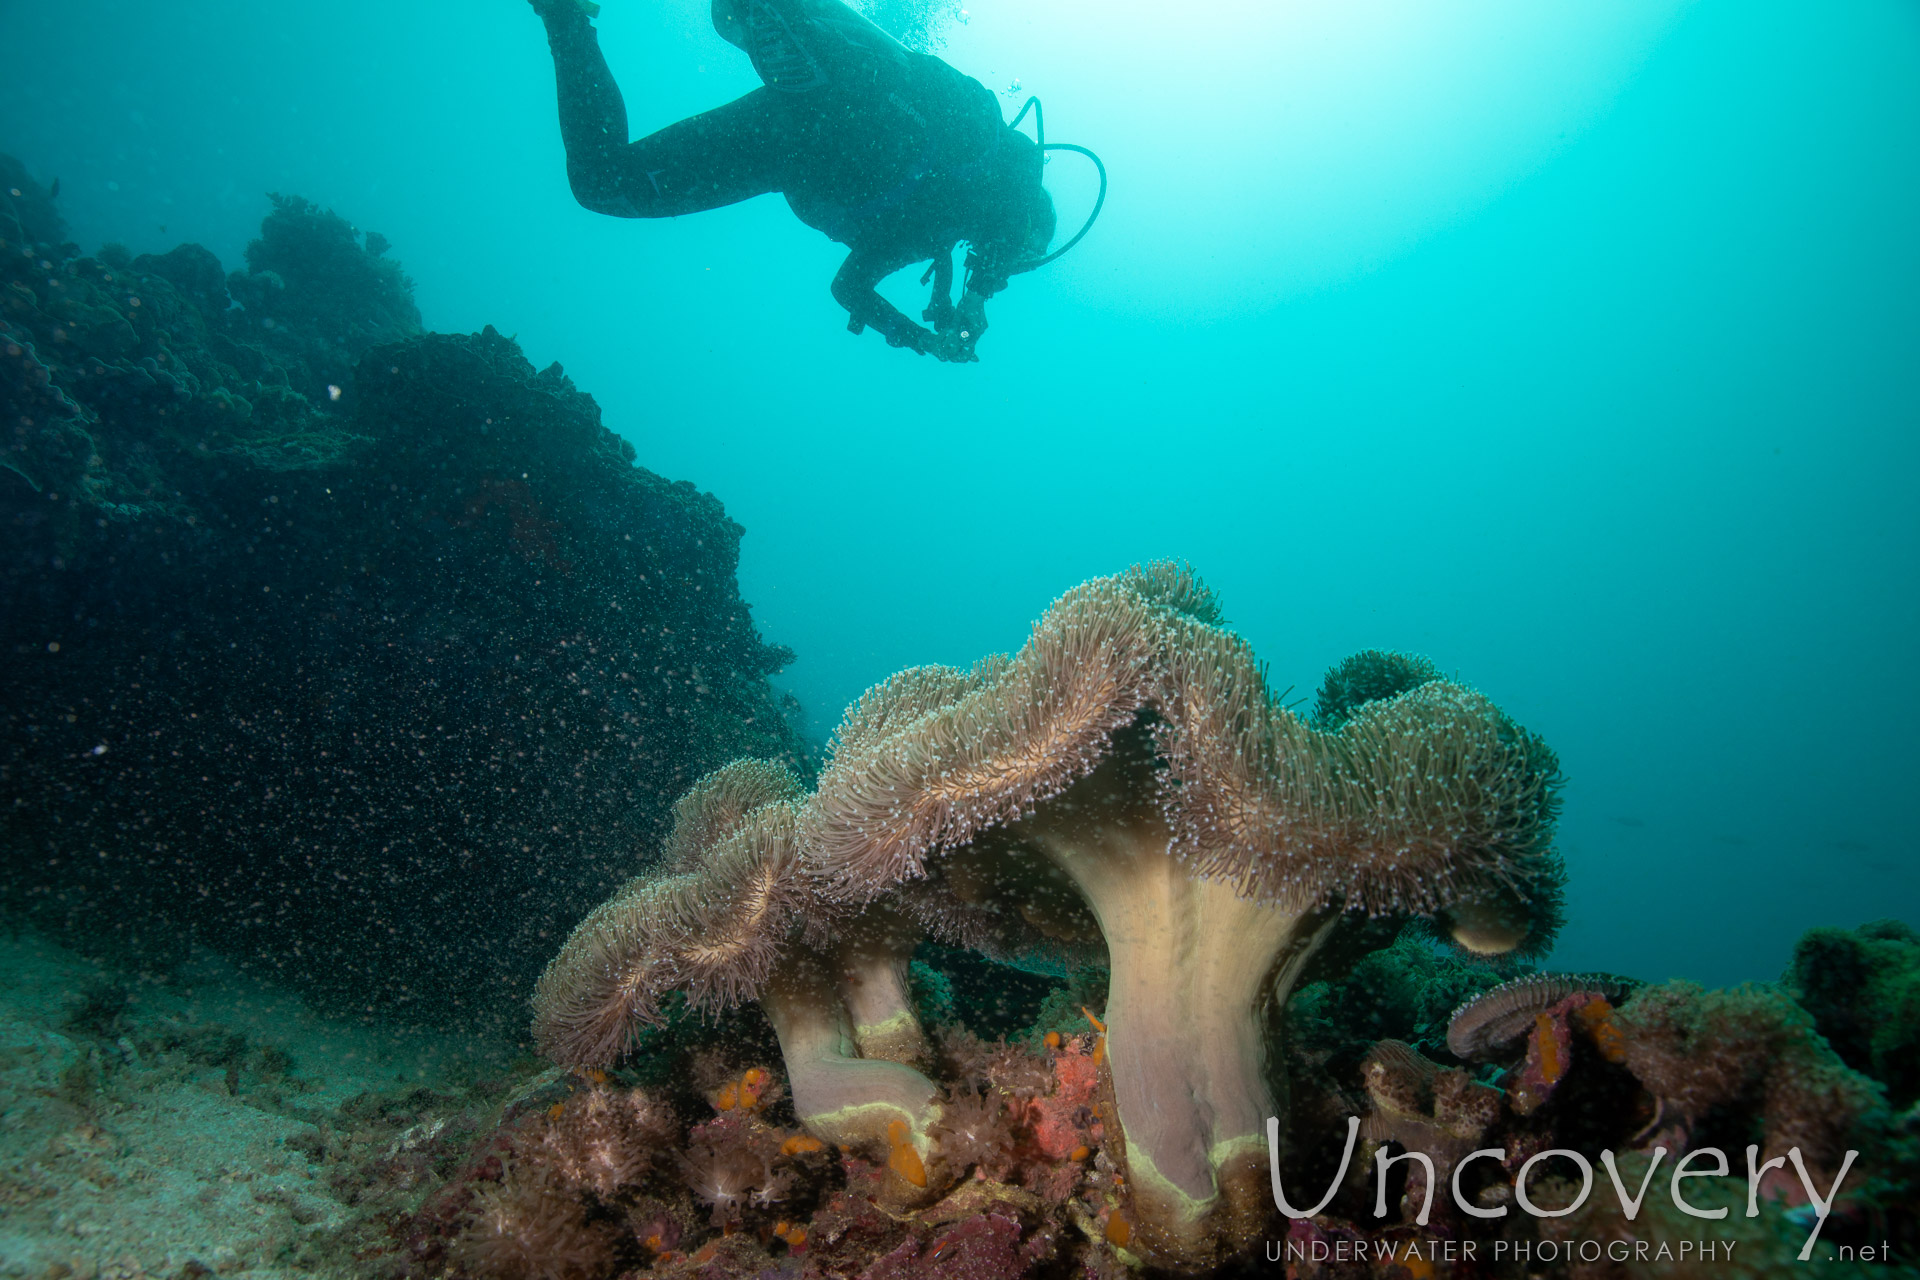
[0,928,509,1280]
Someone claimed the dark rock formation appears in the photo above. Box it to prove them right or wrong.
[1,155,68,250]
[1,161,806,1035]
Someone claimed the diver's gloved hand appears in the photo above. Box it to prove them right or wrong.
[926,327,980,364]
[874,317,975,362]
[923,294,960,334]
[925,290,986,362]
[956,290,989,340]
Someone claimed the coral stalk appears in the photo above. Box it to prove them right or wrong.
[760,949,942,1181]
[1016,742,1339,1264]
[833,907,933,1068]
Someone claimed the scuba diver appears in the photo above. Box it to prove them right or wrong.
[528,0,1089,362]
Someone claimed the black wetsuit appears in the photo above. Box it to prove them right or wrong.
[537,0,1044,357]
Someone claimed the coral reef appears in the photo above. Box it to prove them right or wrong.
[1,318,90,495]
[0,162,806,1029]
[234,194,420,403]
[1539,1153,1895,1279]
[1615,981,1886,1180]
[368,1023,1126,1279]
[1,155,69,249]
[14,910,1913,1280]
[450,1164,618,1280]
[534,563,1567,1270]
[351,914,1919,1279]
[1355,1038,1503,1226]
[536,1082,677,1199]
[10,153,1913,1280]
[1787,918,1920,1109]
[1272,952,1919,1278]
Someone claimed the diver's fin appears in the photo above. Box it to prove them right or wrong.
[530,0,600,20]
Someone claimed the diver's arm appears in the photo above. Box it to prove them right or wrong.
[832,250,938,354]
[955,287,988,349]
[924,249,957,331]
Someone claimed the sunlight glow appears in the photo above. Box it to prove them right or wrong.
[939,0,1692,314]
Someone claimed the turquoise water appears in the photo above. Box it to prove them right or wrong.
[5,0,1916,997]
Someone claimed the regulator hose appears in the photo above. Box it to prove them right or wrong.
[1005,95,1108,274]
[1026,143,1107,270]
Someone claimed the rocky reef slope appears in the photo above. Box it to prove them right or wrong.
[1,160,806,1032]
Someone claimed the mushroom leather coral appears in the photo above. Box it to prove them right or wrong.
[660,758,806,873]
[798,565,1565,1270]
[756,938,943,1179]
[533,564,1564,1271]
[988,735,1340,1267]
[531,760,945,1185]
[530,773,813,1067]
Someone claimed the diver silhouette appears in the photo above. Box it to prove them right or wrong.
[529,0,1062,362]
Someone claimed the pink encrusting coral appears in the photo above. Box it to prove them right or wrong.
[857,1211,1037,1280]
[1027,1038,1101,1163]
[922,1030,1107,1204]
